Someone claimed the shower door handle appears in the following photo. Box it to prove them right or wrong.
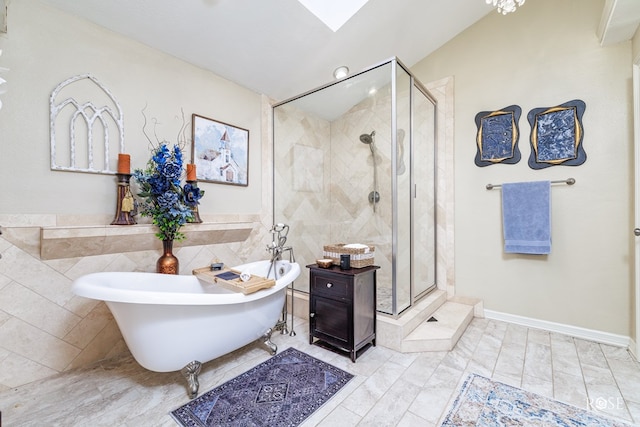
[635,228,640,236]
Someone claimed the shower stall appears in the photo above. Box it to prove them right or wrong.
[272,57,437,317]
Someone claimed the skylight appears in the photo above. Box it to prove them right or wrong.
[297,0,369,32]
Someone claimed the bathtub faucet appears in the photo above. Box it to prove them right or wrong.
[267,223,294,263]
[267,223,297,337]
[268,244,294,263]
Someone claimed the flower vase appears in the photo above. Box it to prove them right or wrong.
[157,239,179,274]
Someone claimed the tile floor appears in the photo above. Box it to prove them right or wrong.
[1,316,639,426]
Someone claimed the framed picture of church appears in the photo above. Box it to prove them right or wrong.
[191,114,249,186]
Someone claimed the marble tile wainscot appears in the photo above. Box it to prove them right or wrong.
[40,222,256,260]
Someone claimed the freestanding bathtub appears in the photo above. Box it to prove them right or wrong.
[72,259,300,397]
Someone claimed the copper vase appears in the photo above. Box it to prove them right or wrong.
[157,239,179,274]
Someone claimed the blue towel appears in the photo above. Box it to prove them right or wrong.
[502,181,551,255]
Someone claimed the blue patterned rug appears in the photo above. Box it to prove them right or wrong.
[441,373,634,426]
[170,347,353,426]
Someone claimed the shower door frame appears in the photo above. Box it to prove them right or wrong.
[370,58,439,316]
[408,69,439,309]
[391,61,400,314]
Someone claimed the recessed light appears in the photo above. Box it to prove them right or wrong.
[333,66,349,79]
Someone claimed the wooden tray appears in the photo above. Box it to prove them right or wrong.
[193,267,275,295]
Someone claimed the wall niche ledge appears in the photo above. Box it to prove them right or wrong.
[40,222,256,260]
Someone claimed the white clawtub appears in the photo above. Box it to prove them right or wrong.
[72,259,300,397]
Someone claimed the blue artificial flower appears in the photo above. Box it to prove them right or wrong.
[148,173,170,194]
[133,143,202,241]
[157,190,179,209]
[183,182,204,207]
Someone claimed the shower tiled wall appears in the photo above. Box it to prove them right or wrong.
[273,104,331,293]
[274,86,400,295]
[273,76,454,311]
[329,92,395,295]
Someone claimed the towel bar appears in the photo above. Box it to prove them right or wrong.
[486,178,575,190]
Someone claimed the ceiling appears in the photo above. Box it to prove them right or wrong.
[37,0,493,102]
[36,0,640,103]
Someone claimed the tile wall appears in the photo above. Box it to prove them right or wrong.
[0,214,274,391]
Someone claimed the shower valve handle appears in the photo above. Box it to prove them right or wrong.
[326,283,333,288]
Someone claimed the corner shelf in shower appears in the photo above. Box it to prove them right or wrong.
[39,221,256,260]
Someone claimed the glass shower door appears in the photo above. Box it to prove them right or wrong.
[412,83,437,298]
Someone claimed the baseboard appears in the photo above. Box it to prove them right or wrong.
[484,310,631,349]
[630,338,638,362]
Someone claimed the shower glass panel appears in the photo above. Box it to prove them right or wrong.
[272,58,436,317]
[395,64,412,314]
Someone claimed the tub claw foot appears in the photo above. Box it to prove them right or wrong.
[262,328,277,355]
[181,360,202,399]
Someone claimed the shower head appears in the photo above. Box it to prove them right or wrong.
[359,130,376,145]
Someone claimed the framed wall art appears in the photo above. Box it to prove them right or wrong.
[527,99,586,169]
[192,114,249,186]
[474,105,521,167]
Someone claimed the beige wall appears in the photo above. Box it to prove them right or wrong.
[412,0,633,336]
[0,1,263,216]
[632,25,640,62]
[0,1,274,390]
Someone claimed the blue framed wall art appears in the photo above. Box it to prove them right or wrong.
[474,105,521,167]
[527,99,586,169]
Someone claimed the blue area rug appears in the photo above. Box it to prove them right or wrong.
[441,373,634,426]
[170,347,353,426]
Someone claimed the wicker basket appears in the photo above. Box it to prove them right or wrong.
[322,243,375,268]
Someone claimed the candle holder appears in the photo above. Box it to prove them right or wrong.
[186,180,203,223]
[111,173,137,225]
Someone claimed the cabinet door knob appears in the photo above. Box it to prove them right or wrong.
[326,283,333,288]
[310,312,315,318]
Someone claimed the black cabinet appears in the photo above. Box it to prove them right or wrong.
[307,264,378,362]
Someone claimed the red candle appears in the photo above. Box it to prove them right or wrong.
[187,163,197,181]
[117,153,130,174]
